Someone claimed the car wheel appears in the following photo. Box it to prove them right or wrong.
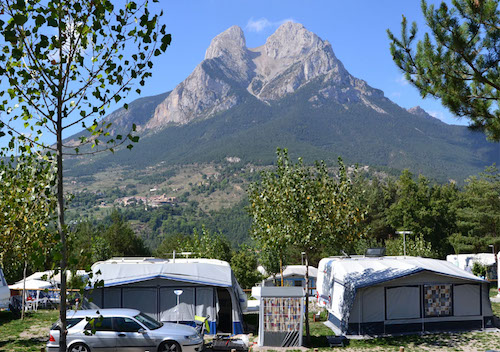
[159,341,182,352]
[68,343,90,352]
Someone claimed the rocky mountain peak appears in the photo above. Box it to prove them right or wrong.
[407,106,442,123]
[205,25,247,60]
[264,22,323,60]
[407,106,428,117]
[145,22,383,129]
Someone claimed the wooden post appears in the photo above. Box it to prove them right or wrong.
[399,347,405,352]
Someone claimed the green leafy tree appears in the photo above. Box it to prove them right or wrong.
[472,261,487,278]
[388,0,500,140]
[0,148,57,317]
[154,233,194,258]
[154,227,232,262]
[248,149,365,344]
[0,1,170,348]
[191,227,233,262]
[448,232,476,254]
[456,165,500,250]
[386,170,458,256]
[259,246,286,284]
[385,233,435,257]
[351,175,398,243]
[231,245,263,289]
[103,210,150,257]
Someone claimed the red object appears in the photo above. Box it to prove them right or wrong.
[49,334,56,342]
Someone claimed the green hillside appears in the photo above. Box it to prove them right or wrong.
[65,76,499,183]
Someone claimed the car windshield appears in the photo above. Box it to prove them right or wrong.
[51,318,83,330]
[134,313,163,330]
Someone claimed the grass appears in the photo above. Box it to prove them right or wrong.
[0,310,58,352]
[303,292,500,352]
[3,293,500,352]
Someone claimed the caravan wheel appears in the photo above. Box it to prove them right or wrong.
[159,341,181,352]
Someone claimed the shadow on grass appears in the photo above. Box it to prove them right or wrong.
[0,337,45,348]
[0,310,21,325]
[307,335,330,348]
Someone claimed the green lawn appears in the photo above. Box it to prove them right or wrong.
[0,310,58,352]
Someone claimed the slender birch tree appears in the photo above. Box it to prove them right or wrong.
[0,1,170,350]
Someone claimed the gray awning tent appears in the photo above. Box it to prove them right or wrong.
[86,258,247,334]
[317,256,494,336]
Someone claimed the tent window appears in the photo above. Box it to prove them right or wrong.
[386,286,420,320]
[424,284,452,317]
[454,284,480,316]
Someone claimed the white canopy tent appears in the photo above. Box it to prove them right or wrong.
[22,269,88,287]
[317,256,494,336]
[87,258,247,334]
[9,279,54,290]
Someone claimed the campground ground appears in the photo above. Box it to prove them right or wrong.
[0,288,499,352]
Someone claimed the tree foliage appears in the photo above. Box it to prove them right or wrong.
[388,0,500,140]
[248,148,365,343]
[248,149,365,261]
[68,211,150,269]
[385,170,458,257]
[0,148,57,283]
[385,233,435,257]
[231,245,263,289]
[0,0,170,348]
[154,226,233,263]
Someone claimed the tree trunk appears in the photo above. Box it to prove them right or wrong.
[57,124,67,352]
[21,260,27,320]
[279,256,284,287]
[304,252,310,346]
[57,4,67,349]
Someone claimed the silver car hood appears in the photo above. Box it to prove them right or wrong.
[155,322,198,336]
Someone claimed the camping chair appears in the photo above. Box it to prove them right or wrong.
[194,315,210,337]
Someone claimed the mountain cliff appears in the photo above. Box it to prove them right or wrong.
[65,22,499,183]
[142,22,388,130]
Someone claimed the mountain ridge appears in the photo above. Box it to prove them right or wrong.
[64,22,499,183]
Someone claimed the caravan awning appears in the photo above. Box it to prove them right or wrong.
[91,258,235,288]
[323,256,486,290]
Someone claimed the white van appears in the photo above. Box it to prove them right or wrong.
[0,267,10,309]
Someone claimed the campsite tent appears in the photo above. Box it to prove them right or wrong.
[22,270,88,288]
[87,258,247,334]
[9,279,54,290]
[317,256,494,336]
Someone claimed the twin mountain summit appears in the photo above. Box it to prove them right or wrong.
[66,22,499,182]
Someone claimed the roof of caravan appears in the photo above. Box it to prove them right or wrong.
[321,256,485,289]
[446,253,496,267]
[91,257,235,288]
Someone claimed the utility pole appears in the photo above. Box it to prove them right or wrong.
[396,231,413,257]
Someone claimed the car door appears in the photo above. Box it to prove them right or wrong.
[83,317,117,352]
[114,316,157,352]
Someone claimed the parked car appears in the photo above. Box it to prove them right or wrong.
[46,308,204,352]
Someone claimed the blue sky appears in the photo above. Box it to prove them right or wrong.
[137,0,466,126]
[0,1,468,149]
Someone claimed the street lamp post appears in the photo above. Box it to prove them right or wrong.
[396,231,413,257]
[174,289,183,324]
